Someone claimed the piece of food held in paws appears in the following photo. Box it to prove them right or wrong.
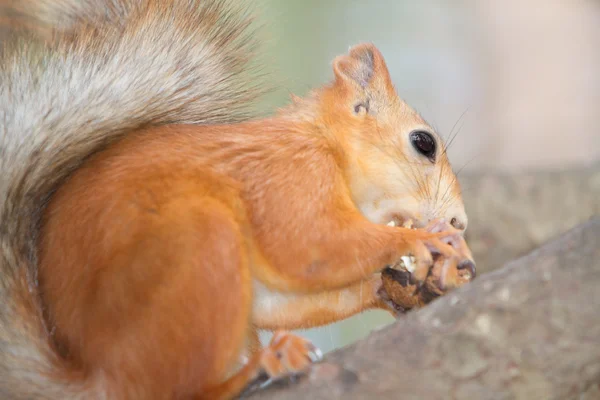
[378,219,476,313]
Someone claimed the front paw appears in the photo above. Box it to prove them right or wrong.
[426,219,475,275]
[398,220,475,288]
[379,219,476,312]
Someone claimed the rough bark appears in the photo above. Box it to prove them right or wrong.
[246,216,600,400]
[461,163,599,274]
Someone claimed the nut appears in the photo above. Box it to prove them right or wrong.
[380,252,474,313]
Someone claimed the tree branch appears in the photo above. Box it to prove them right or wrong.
[246,216,600,399]
[460,163,599,274]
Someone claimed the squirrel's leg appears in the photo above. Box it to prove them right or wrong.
[40,177,258,399]
[199,330,321,400]
[252,220,476,331]
[252,274,395,331]
[246,325,262,356]
[236,325,262,368]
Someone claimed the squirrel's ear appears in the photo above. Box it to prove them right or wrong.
[333,43,394,97]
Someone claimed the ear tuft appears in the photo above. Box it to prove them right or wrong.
[332,43,393,97]
[333,44,376,89]
[347,45,375,87]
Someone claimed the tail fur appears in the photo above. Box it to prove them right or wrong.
[0,0,266,397]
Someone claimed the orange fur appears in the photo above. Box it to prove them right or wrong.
[37,43,469,399]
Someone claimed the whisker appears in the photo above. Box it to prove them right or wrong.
[444,117,466,156]
[328,326,335,351]
[442,107,471,159]
[358,281,368,329]
[431,107,472,208]
[434,154,481,215]
[444,106,471,144]
[397,149,428,200]
[441,173,458,205]
[454,185,478,195]
[434,155,445,203]
[455,154,481,177]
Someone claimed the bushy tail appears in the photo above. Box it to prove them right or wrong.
[0,1,266,397]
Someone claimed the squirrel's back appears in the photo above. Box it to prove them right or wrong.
[0,0,266,397]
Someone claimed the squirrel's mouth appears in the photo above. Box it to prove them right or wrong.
[384,214,421,230]
[383,215,419,274]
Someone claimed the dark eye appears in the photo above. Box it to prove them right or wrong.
[409,130,436,161]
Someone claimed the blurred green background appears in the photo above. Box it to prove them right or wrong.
[255,0,600,353]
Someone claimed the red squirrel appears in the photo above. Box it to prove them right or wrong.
[0,0,474,399]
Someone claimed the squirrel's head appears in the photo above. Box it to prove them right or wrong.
[316,43,468,232]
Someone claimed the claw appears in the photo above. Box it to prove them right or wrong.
[457,259,476,279]
[258,378,273,389]
[437,257,455,291]
[425,237,457,258]
[310,347,323,362]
